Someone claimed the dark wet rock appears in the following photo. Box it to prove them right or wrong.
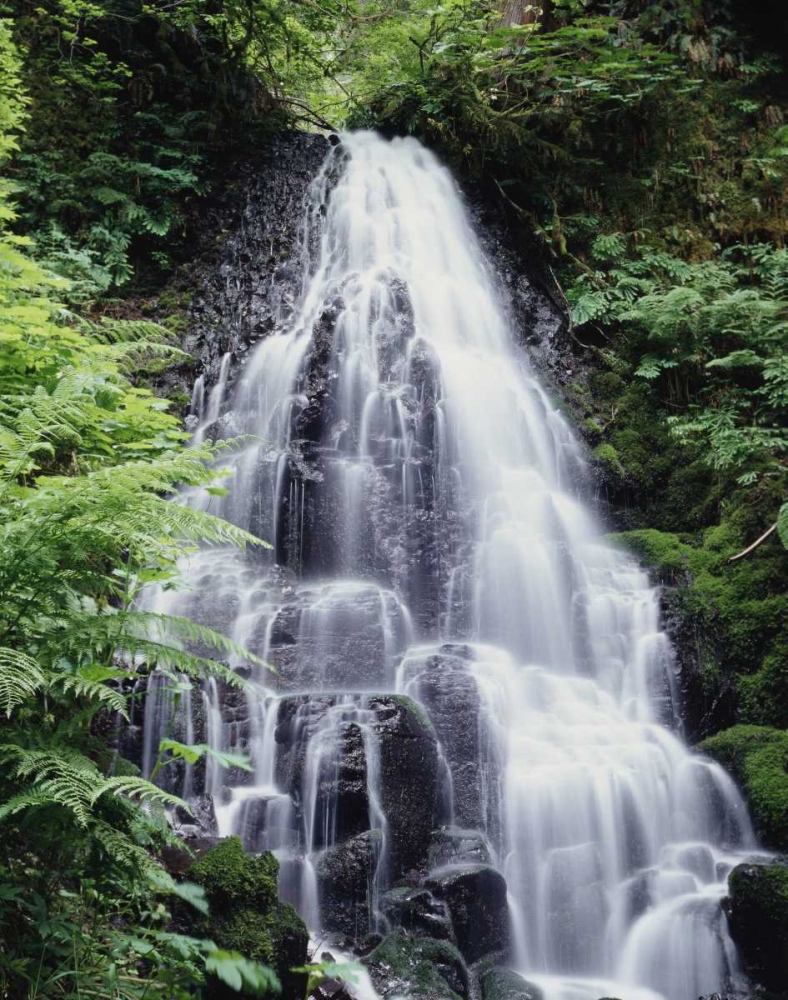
[660,588,736,743]
[310,977,354,1000]
[267,584,409,691]
[480,967,543,1000]
[316,830,382,938]
[178,133,331,389]
[273,695,371,845]
[364,929,468,1000]
[380,887,454,941]
[236,790,299,853]
[272,692,438,879]
[404,646,501,834]
[371,695,440,880]
[429,828,494,870]
[725,860,788,994]
[426,865,510,964]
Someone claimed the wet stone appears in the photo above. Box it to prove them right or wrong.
[380,887,454,941]
[428,828,494,869]
[316,830,382,938]
[364,929,469,1000]
[480,968,543,1000]
[426,865,510,964]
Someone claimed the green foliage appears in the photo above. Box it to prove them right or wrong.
[570,241,788,496]
[346,2,686,223]
[592,443,626,486]
[0,24,280,997]
[700,726,788,850]
[7,0,346,288]
[726,861,788,990]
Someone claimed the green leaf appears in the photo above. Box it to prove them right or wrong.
[778,503,788,549]
[205,951,279,994]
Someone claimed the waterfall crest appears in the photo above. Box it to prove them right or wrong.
[143,132,760,1000]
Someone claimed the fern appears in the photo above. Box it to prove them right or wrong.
[0,648,45,716]
[92,776,187,811]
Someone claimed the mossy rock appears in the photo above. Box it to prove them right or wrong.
[592,443,627,488]
[188,837,309,1000]
[738,639,788,729]
[726,861,788,994]
[479,966,543,1000]
[365,929,468,1000]
[188,835,278,911]
[699,726,788,850]
[607,528,690,585]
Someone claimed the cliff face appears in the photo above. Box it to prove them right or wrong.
[167,132,568,396]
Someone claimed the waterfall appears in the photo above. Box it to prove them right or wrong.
[142,132,761,1000]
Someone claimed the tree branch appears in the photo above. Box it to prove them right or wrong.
[727,521,778,562]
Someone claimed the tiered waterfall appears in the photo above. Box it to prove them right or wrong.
[142,132,759,1000]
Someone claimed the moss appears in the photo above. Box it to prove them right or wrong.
[608,529,690,584]
[188,839,308,1000]
[162,312,188,335]
[366,929,467,1000]
[738,640,788,729]
[386,694,436,735]
[608,497,788,723]
[162,388,192,412]
[188,836,278,911]
[699,726,788,850]
[214,909,275,965]
[587,370,624,401]
[593,443,626,485]
[582,416,602,442]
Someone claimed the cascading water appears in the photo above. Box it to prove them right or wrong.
[142,132,763,1000]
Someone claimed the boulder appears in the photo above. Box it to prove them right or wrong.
[426,865,510,964]
[187,837,309,1000]
[372,695,440,879]
[267,584,410,691]
[364,929,468,1000]
[428,828,493,869]
[480,967,543,1000]
[316,830,383,937]
[725,860,788,993]
[274,693,439,882]
[399,646,501,835]
[380,887,454,941]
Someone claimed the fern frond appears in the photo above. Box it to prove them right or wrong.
[0,648,46,716]
[0,744,102,825]
[91,820,156,871]
[93,776,188,812]
[51,664,128,716]
[0,790,52,820]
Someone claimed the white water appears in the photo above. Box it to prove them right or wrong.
[143,132,760,1000]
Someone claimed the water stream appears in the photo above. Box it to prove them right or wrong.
[143,132,760,1000]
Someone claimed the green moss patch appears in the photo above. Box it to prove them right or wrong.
[700,726,788,850]
[188,837,308,999]
[366,929,468,1000]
